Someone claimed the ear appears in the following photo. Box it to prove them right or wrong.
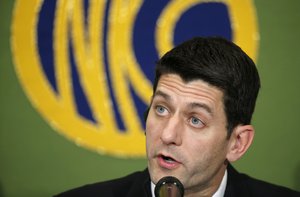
[226,125,255,162]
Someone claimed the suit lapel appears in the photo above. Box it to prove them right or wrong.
[126,169,152,197]
[224,164,251,197]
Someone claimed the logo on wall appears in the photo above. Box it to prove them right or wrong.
[11,0,259,158]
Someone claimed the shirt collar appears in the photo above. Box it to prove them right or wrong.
[150,170,228,197]
[212,170,228,197]
[151,182,155,197]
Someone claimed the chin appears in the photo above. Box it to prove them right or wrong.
[150,166,181,185]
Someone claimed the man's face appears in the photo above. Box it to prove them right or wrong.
[146,74,231,195]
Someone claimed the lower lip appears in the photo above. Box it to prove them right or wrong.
[157,156,181,170]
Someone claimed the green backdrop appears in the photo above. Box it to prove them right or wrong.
[1,1,300,196]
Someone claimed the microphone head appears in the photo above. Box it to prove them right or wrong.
[154,176,184,197]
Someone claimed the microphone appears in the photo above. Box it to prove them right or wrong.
[154,176,184,197]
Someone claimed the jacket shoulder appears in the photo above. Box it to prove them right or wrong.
[54,169,151,197]
[226,165,300,197]
[242,173,300,197]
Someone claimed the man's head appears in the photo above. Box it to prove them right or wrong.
[152,37,260,136]
[146,37,260,196]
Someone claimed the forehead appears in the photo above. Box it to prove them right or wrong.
[155,74,224,111]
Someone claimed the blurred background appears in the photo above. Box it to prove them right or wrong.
[1,0,300,196]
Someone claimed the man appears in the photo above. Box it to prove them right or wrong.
[55,37,300,196]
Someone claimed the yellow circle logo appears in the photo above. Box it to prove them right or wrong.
[11,0,259,158]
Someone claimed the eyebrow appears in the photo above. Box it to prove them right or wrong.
[153,90,213,115]
[153,90,171,101]
[189,102,213,115]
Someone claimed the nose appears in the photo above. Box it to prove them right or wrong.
[160,115,182,146]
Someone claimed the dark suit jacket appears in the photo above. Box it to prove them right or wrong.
[55,165,300,197]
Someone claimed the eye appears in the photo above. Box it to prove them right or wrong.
[189,117,205,128]
[155,105,168,116]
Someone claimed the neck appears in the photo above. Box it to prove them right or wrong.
[184,165,227,197]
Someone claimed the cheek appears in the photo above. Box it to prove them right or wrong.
[185,139,206,160]
[145,113,160,149]
[145,109,162,136]
[184,133,228,163]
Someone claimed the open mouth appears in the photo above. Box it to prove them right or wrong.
[161,155,176,163]
[157,154,181,169]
